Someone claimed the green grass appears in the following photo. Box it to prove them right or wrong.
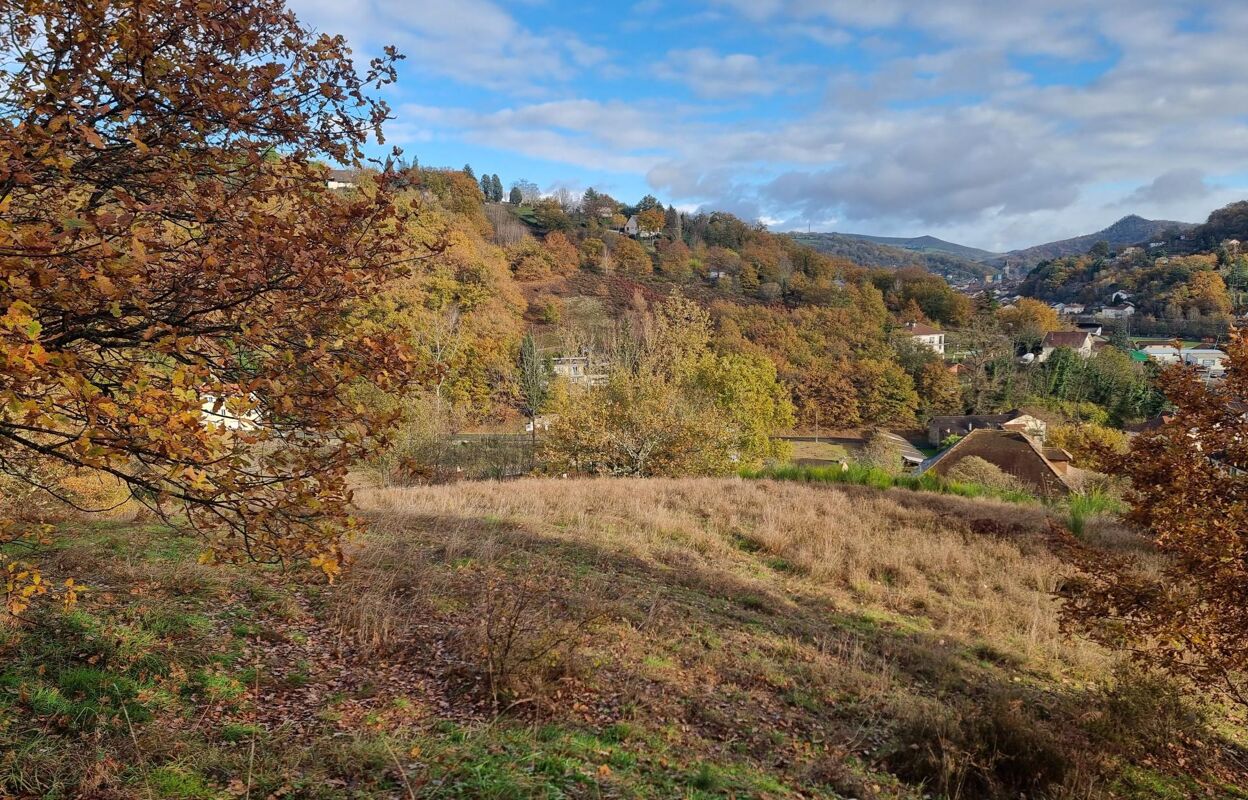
[743,462,1037,504]
[1067,489,1127,537]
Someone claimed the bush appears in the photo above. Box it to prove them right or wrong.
[859,430,902,475]
[887,694,1069,799]
[946,456,1024,494]
[456,565,600,710]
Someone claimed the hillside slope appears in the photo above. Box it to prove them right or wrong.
[5,478,1246,798]
[995,215,1194,269]
[788,231,992,280]
[838,232,1001,262]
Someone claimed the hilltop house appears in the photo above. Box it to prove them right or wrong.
[1039,331,1094,362]
[927,410,1046,447]
[622,215,658,239]
[917,430,1078,497]
[902,322,945,356]
[1052,302,1086,315]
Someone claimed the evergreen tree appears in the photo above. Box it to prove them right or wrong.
[490,174,503,202]
[462,163,475,181]
[509,185,523,205]
[518,334,552,444]
[479,174,491,198]
[665,204,682,240]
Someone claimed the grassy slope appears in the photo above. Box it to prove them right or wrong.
[2,478,1246,799]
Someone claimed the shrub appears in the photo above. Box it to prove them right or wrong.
[946,456,1024,494]
[887,694,1069,799]
[860,431,903,476]
[456,565,600,710]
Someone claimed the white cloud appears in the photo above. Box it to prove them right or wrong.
[288,0,609,92]
[296,0,1248,249]
[654,48,818,98]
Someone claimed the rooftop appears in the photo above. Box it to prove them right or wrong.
[1041,331,1091,348]
[903,322,943,336]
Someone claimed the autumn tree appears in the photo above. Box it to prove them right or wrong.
[0,0,415,596]
[612,236,652,276]
[636,206,666,236]
[1046,423,1129,471]
[796,364,861,429]
[1064,333,1248,704]
[542,232,579,276]
[917,362,964,417]
[580,238,609,273]
[503,240,546,281]
[997,298,1066,348]
[543,294,792,475]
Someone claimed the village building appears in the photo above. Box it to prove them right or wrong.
[1074,321,1103,336]
[622,215,658,239]
[325,168,357,190]
[927,410,1047,447]
[1038,331,1094,361]
[917,430,1079,497]
[1098,303,1135,320]
[901,321,945,355]
[552,355,608,387]
[1182,348,1230,375]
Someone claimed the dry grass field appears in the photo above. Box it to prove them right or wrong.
[2,477,1246,798]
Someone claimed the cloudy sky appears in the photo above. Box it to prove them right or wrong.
[289,0,1248,252]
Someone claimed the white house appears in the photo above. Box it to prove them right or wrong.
[902,322,945,355]
[1143,346,1230,376]
[1038,331,1094,362]
[1183,348,1229,374]
[1098,304,1135,320]
[200,391,262,431]
[325,168,357,190]
[1140,344,1183,364]
[1052,302,1086,315]
[553,356,607,387]
[622,215,658,239]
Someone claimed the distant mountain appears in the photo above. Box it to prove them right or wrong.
[787,232,992,281]
[993,215,1195,270]
[837,232,1001,262]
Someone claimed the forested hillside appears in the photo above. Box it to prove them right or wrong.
[358,168,974,448]
[997,215,1194,270]
[789,231,992,281]
[1019,202,1248,338]
[837,232,1000,261]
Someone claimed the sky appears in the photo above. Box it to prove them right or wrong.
[288,0,1248,252]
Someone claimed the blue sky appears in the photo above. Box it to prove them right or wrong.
[289,0,1248,252]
